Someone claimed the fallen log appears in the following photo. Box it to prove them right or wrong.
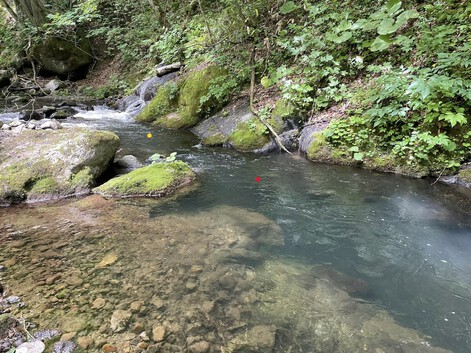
[156,62,182,76]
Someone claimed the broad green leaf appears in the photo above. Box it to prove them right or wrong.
[370,36,391,51]
[149,153,161,161]
[337,20,352,32]
[406,79,430,100]
[325,31,352,43]
[443,140,457,151]
[397,9,419,22]
[387,2,403,15]
[354,152,364,161]
[348,146,359,152]
[439,112,467,127]
[261,76,272,88]
[377,18,400,35]
[280,1,299,15]
[351,19,367,30]
[386,0,402,10]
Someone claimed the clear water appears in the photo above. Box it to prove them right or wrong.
[2,108,471,352]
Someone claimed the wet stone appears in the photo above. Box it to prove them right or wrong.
[102,343,117,352]
[60,332,76,341]
[33,329,61,341]
[77,336,94,349]
[152,325,166,342]
[230,325,277,353]
[92,297,106,309]
[189,341,210,353]
[52,340,77,353]
[5,296,20,304]
[110,310,132,333]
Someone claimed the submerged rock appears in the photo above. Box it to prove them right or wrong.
[0,128,120,205]
[110,310,132,333]
[228,325,277,353]
[52,340,77,353]
[93,161,196,198]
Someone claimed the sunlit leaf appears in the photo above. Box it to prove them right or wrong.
[280,1,299,15]
[354,152,364,161]
[370,36,391,51]
[377,18,400,35]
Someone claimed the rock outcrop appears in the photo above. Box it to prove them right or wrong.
[0,128,119,205]
[192,98,298,153]
[136,65,227,129]
[32,37,93,78]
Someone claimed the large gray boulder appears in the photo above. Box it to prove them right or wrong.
[0,128,120,205]
[32,37,93,78]
[192,98,298,153]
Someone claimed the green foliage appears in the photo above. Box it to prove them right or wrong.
[149,152,178,163]
[82,75,130,99]
[43,0,100,37]
[200,75,238,109]
[0,19,23,68]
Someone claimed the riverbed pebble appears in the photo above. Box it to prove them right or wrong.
[16,340,46,353]
[52,340,77,353]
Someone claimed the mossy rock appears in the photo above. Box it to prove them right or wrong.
[93,161,196,198]
[136,82,178,123]
[457,168,471,184]
[32,36,93,78]
[0,129,120,205]
[306,132,429,177]
[228,118,271,152]
[137,65,227,129]
[272,99,295,121]
[202,133,227,146]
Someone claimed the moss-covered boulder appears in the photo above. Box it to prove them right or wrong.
[32,36,93,78]
[228,118,271,152]
[93,161,196,198]
[193,98,296,153]
[0,128,120,205]
[136,65,227,129]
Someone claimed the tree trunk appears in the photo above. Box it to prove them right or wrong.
[14,0,47,26]
[0,0,18,21]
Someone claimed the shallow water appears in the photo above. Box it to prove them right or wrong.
[1,108,471,352]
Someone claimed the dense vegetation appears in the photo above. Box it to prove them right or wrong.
[1,0,470,174]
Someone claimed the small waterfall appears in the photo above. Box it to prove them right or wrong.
[118,72,178,117]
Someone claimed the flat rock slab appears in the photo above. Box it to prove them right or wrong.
[0,128,120,205]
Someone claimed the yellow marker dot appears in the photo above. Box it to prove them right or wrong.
[147,133,153,139]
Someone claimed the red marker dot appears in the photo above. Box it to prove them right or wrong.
[255,176,261,182]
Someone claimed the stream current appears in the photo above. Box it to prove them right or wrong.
[1,107,471,353]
